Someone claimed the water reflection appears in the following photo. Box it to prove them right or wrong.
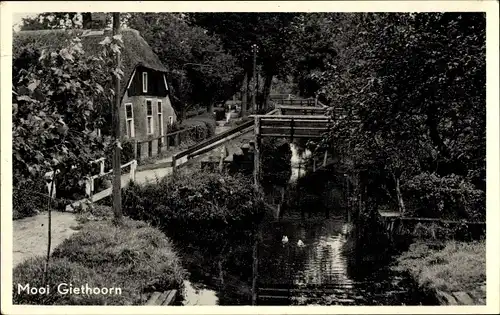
[182,280,218,305]
[179,209,434,305]
[257,216,431,305]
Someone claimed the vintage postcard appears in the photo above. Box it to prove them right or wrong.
[1,1,499,314]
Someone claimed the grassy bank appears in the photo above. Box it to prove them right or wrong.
[13,207,186,305]
[392,240,486,298]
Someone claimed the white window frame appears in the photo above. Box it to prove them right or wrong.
[157,100,164,136]
[142,72,148,93]
[124,103,135,138]
[168,116,174,126]
[146,99,154,135]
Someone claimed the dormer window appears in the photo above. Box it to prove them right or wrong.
[142,72,148,93]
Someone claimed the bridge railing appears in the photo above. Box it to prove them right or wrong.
[276,105,327,116]
[171,108,281,172]
[255,115,332,139]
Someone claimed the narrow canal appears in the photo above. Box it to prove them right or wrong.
[178,143,436,306]
[180,210,436,306]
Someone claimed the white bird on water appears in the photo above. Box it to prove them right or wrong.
[282,235,289,245]
[297,239,305,248]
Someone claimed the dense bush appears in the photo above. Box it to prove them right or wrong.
[13,216,186,305]
[181,113,216,138]
[122,171,265,233]
[403,172,485,221]
[13,175,69,219]
[121,170,265,287]
[185,108,206,118]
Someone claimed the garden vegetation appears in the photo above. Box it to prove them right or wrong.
[13,206,186,305]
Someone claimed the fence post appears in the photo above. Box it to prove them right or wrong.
[85,177,91,197]
[171,155,177,175]
[100,159,105,175]
[130,160,137,182]
[175,133,180,147]
[134,140,138,161]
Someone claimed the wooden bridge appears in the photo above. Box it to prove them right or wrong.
[251,101,339,188]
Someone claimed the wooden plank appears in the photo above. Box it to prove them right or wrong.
[260,126,329,131]
[276,105,326,111]
[187,126,254,159]
[258,295,290,299]
[379,211,402,218]
[452,291,475,305]
[176,119,254,160]
[162,290,177,305]
[260,119,330,126]
[255,114,329,120]
[154,291,169,305]
[260,128,327,137]
[258,133,324,138]
[145,292,162,305]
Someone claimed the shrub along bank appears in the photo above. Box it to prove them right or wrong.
[13,206,186,305]
[121,170,266,297]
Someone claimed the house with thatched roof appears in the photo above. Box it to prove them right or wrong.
[13,27,177,159]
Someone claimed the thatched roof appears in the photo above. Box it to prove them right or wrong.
[13,28,168,99]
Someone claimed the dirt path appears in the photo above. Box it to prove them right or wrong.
[13,211,80,268]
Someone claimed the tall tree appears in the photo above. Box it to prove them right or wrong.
[188,13,300,112]
[127,13,243,119]
[315,13,485,219]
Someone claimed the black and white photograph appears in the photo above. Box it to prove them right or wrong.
[1,1,499,313]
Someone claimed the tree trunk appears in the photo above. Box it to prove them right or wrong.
[261,72,274,112]
[218,259,225,287]
[112,12,123,226]
[207,102,214,117]
[394,176,406,216]
[246,70,252,114]
[241,72,248,118]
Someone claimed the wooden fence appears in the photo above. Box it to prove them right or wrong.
[84,158,137,200]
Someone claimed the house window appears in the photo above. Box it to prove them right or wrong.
[168,116,173,126]
[142,72,148,93]
[125,103,134,137]
[146,99,154,135]
[157,100,164,136]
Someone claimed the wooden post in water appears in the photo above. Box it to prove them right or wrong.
[323,150,328,167]
[251,231,259,305]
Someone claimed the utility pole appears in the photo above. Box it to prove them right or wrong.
[251,44,258,113]
[112,12,123,225]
